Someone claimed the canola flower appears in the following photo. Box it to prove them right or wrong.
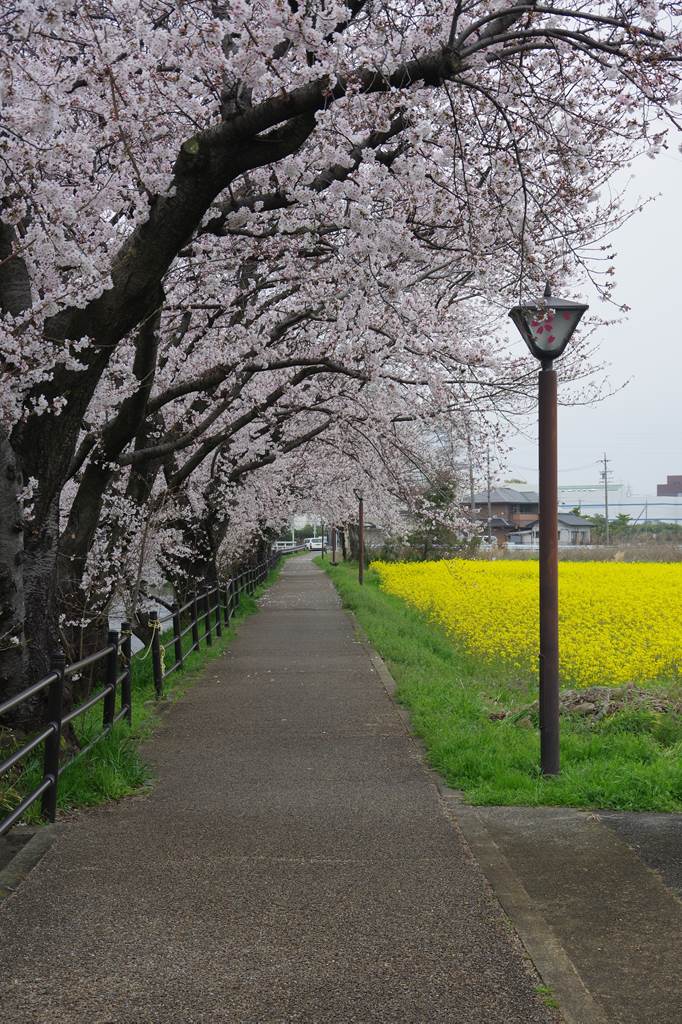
[371,559,682,687]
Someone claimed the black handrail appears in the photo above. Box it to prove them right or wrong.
[0,672,58,719]
[0,552,280,837]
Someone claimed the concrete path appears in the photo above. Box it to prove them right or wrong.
[0,556,556,1024]
[463,804,682,1024]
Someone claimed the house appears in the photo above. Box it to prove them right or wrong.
[508,513,593,546]
[461,487,540,529]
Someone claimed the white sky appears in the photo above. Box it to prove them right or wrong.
[504,145,682,495]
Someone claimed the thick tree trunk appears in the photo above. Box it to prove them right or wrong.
[0,225,31,718]
[0,430,27,717]
[23,494,61,688]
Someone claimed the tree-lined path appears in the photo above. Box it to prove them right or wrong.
[0,556,554,1023]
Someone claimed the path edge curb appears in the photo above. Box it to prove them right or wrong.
[345,606,610,1024]
[0,826,57,901]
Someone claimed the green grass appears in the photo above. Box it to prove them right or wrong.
[318,559,682,812]
[1,562,283,824]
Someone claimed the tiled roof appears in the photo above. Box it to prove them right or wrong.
[466,487,539,505]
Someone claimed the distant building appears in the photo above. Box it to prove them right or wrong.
[508,513,593,547]
[657,475,682,497]
[556,483,682,524]
[557,483,626,506]
[461,487,539,530]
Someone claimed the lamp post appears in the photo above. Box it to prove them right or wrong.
[509,284,588,775]
[353,489,365,585]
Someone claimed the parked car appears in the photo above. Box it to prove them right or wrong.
[304,537,327,550]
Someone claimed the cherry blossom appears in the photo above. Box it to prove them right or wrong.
[1,0,680,714]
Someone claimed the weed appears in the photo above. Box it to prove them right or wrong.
[534,984,560,1009]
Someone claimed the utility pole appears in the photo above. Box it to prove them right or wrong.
[486,445,492,541]
[356,492,365,585]
[600,453,611,545]
[466,432,476,511]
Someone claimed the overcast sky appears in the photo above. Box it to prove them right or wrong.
[504,144,681,495]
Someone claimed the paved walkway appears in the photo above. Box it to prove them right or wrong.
[0,556,556,1024]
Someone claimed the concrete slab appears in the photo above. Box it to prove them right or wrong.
[472,804,682,1024]
[598,809,682,899]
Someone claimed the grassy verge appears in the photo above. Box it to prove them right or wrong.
[318,559,682,812]
[1,561,283,824]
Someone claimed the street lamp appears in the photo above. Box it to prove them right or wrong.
[353,488,365,586]
[509,284,588,776]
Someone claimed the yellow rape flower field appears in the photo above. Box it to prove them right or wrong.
[371,559,682,688]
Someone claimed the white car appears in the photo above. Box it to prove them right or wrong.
[304,537,326,550]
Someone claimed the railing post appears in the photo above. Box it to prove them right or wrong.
[191,592,200,651]
[103,629,118,729]
[204,590,213,646]
[41,653,65,822]
[172,603,183,670]
[214,588,222,637]
[223,581,231,625]
[121,621,133,725]
[148,611,163,698]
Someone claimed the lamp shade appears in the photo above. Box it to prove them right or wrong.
[509,292,588,361]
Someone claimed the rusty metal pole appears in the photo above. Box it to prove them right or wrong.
[538,360,560,775]
[358,495,365,586]
[41,653,65,822]
[148,612,164,699]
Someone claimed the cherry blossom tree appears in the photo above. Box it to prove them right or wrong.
[1,0,681,715]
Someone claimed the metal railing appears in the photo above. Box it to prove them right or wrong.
[0,553,279,837]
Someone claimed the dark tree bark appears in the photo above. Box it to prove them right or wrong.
[57,299,162,645]
[0,224,30,716]
[0,430,26,717]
